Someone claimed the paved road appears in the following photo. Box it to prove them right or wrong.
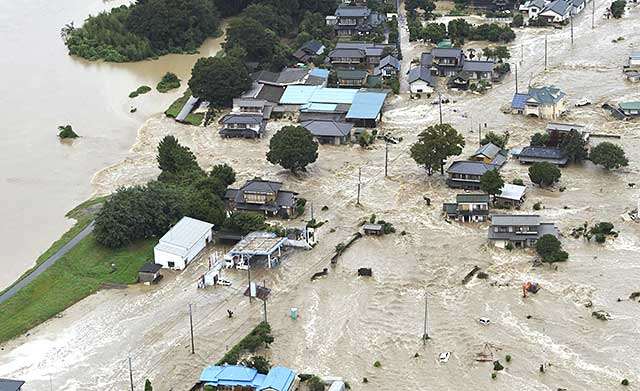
[0,221,95,305]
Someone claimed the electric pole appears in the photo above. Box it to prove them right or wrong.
[521,43,523,64]
[384,142,389,177]
[128,356,134,391]
[189,304,195,354]
[247,262,252,303]
[438,92,443,125]
[570,10,574,45]
[263,280,268,323]
[515,63,518,94]
[478,123,482,146]
[356,168,362,205]
[544,35,548,71]
[592,0,595,29]
[310,201,314,221]
[422,292,430,343]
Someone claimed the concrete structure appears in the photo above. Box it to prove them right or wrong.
[154,217,214,270]
[138,263,162,284]
[446,160,499,190]
[488,214,559,248]
[511,86,567,119]
[224,178,299,218]
[301,120,353,144]
[0,379,25,391]
[199,365,297,391]
[516,146,569,165]
[443,193,491,222]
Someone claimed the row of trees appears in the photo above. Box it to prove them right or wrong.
[417,20,516,44]
[63,0,221,62]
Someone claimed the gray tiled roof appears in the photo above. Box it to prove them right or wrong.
[462,60,496,73]
[519,146,566,159]
[335,5,371,17]
[491,214,541,226]
[329,48,366,59]
[473,142,501,159]
[379,55,400,70]
[335,42,388,57]
[336,69,368,80]
[420,53,433,67]
[457,193,490,203]
[543,0,572,15]
[447,160,497,176]
[221,114,263,125]
[408,66,434,84]
[545,122,584,133]
[432,47,464,59]
[301,120,353,137]
[302,40,324,54]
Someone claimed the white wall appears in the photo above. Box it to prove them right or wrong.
[410,81,433,94]
[154,230,212,270]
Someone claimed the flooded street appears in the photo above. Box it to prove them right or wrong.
[1,1,640,390]
[0,0,224,289]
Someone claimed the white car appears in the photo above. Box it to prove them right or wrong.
[439,351,451,363]
[479,317,491,325]
[575,98,592,107]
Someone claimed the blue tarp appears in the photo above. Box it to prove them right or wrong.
[346,91,387,120]
[511,93,528,110]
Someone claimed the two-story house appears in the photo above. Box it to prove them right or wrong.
[374,55,401,78]
[446,160,499,190]
[443,193,491,222]
[511,85,568,119]
[224,178,299,218]
[219,99,270,139]
[488,214,559,248]
[331,5,385,37]
[430,48,465,77]
[328,42,392,69]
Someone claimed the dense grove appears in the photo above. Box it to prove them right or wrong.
[62,0,220,62]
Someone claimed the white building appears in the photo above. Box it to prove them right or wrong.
[154,216,214,270]
[408,66,434,95]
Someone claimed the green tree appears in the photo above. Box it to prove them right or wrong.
[225,17,277,61]
[157,135,202,180]
[481,131,509,149]
[535,234,568,263]
[156,72,180,93]
[241,356,272,374]
[528,162,561,187]
[144,379,153,391]
[223,211,267,235]
[610,0,626,18]
[560,129,588,164]
[58,125,79,139]
[589,142,628,170]
[188,56,251,108]
[210,163,236,187]
[422,23,447,43]
[480,169,504,197]
[410,124,465,175]
[299,11,334,40]
[267,126,319,173]
[482,47,495,60]
[447,18,472,43]
[512,13,524,27]
[493,46,510,62]
[530,132,550,147]
[241,4,293,36]
[186,185,226,226]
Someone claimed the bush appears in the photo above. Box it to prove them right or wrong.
[156,72,180,93]
[622,378,630,386]
[144,379,153,391]
[129,85,152,98]
[529,162,561,187]
[58,125,79,139]
[512,178,524,186]
[223,211,267,235]
[373,360,382,368]
[307,375,324,391]
[536,234,568,263]
[505,354,511,362]
[217,322,274,365]
[611,0,626,18]
[533,202,542,210]
[589,142,628,170]
[511,13,524,27]
[491,372,497,379]
[505,242,514,251]
[595,233,606,243]
[493,361,504,371]
[241,355,271,374]
[296,198,307,216]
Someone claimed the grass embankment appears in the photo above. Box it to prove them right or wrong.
[165,89,204,126]
[0,198,154,344]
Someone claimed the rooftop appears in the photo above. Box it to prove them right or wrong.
[301,120,353,137]
[527,85,566,105]
[491,214,541,226]
[139,263,162,274]
[619,101,640,110]
[447,160,497,176]
[335,5,371,17]
[336,69,368,80]
[545,122,584,133]
[473,142,502,159]
[432,47,464,58]
[155,217,214,257]
[346,91,388,120]
[0,379,25,391]
[519,146,567,159]
[511,93,529,110]
[221,113,264,125]
[457,193,491,203]
[228,232,288,257]
[379,55,401,70]
[462,60,496,73]
[497,184,527,201]
[280,86,358,105]
[408,66,434,84]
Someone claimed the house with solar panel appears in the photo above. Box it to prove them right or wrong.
[510,85,568,119]
[198,364,298,391]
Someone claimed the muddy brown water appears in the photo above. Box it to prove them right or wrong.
[1,1,640,390]
[0,0,224,290]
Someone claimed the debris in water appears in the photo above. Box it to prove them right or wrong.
[522,281,540,298]
[493,361,504,371]
[357,268,372,277]
[477,271,489,279]
[462,266,480,284]
[629,292,640,301]
[591,310,612,321]
[584,300,593,308]
[311,268,328,281]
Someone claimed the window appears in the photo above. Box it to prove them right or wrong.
[168,261,175,268]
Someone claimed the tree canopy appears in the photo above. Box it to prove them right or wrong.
[157,135,202,181]
[188,56,251,107]
[535,234,568,263]
[266,125,319,173]
[560,129,588,164]
[223,211,267,235]
[589,142,628,170]
[481,131,509,149]
[528,162,561,187]
[530,132,550,147]
[610,0,626,18]
[480,169,504,196]
[224,16,278,61]
[410,124,465,175]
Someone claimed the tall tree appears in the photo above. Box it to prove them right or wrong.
[536,234,568,263]
[480,169,504,197]
[589,142,628,170]
[560,129,588,164]
[266,125,319,173]
[528,162,561,187]
[224,17,278,61]
[157,135,201,179]
[188,56,251,107]
[410,124,465,175]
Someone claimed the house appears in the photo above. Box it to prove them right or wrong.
[345,90,387,127]
[408,66,435,94]
[471,142,508,166]
[219,113,266,139]
[462,60,498,80]
[252,68,311,87]
[446,160,499,190]
[627,51,640,69]
[516,146,569,165]
[443,193,491,222]
[511,85,567,119]
[363,223,384,235]
[624,51,640,80]
[539,0,572,22]
[448,71,472,90]
[430,47,465,77]
[199,365,297,391]
[619,101,640,117]
[224,178,299,218]
[0,379,25,391]
[332,5,385,37]
[488,214,559,248]
[336,69,368,87]
[494,183,527,207]
[138,263,162,284]
[154,217,214,270]
[328,42,392,68]
[293,40,326,63]
[572,0,586,14]
[301,120,353,144]
[374,55,401,78]
[545,122,586,145]
[519,0,547,17]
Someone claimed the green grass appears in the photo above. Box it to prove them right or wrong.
[184,112,204,126]
[0,234,154,343]
[165,89,191,118]
[129,85,152,98]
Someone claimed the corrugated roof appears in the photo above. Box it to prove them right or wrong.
[346,91,387,120]
[309,68,330,78]
[280,85,321,105]
[498,184,527,201]
[258,366,297,391]
[329,48,366,58]
[511,93,529,109]
[311,88,358,104]
[619,101,640,110]
[335,5,371,17]
[491,214,541,226]
[519,146,566,159]
[300,103,338,112]
[156,217,213,257]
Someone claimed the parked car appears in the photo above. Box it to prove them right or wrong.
[575,98,592,107]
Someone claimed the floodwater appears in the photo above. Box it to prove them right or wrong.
[2,1,640,390]
[0,0,225,290]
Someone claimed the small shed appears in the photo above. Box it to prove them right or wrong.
[363,223,383,235]
[154,216,214,270]
[138,263,163,284]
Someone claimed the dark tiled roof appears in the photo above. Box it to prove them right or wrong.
[519,146,566,159]
[139,263,162,273]
[329,48,366,59]
[527,85,566,104]
[379,55,400,70]
[420,53,433,67]
[457,193,490,203]
[473,142,501,159]
[256,85,285,103]
[491,214,541,226]
[337,69,368,80]
[432,47,464,59]
[302,40,324,54]
[462,60,496,73]
[335,5,371,17]
[221,114,263,125]
[447,160,497,176]
[301,120,353,137]
[408,66,434,84]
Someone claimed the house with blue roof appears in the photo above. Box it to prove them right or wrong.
[510,85,567,119]
[198,365,297,391]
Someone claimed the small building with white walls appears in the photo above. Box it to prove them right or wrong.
[154,216,214,270]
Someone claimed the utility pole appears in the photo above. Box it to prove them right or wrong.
[570,10,574,45]
[128,356,134,391]
[384,142,389,177]
[263,280,268,323]
[515,63,518,94]
[189,304,195,354]
[422,292,430,343]
[247,263,252,303]
[438,92,443,125]
[310,201,314,221]
[478,123,482,146]
[592,0,595,29]
[544,35,548,71]
[521,43,524,65]
[356,168,362,205]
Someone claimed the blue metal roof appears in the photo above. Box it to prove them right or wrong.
[301,103,338,112]
[311,88,358,104]
[258,366,296,391]
[279,86,320,105]
[309,68,330,78]
[511,93,528,110]
[346,91,387,120]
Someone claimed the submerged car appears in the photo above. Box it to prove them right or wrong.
[479,317,491,325]
[439,351,451,363]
